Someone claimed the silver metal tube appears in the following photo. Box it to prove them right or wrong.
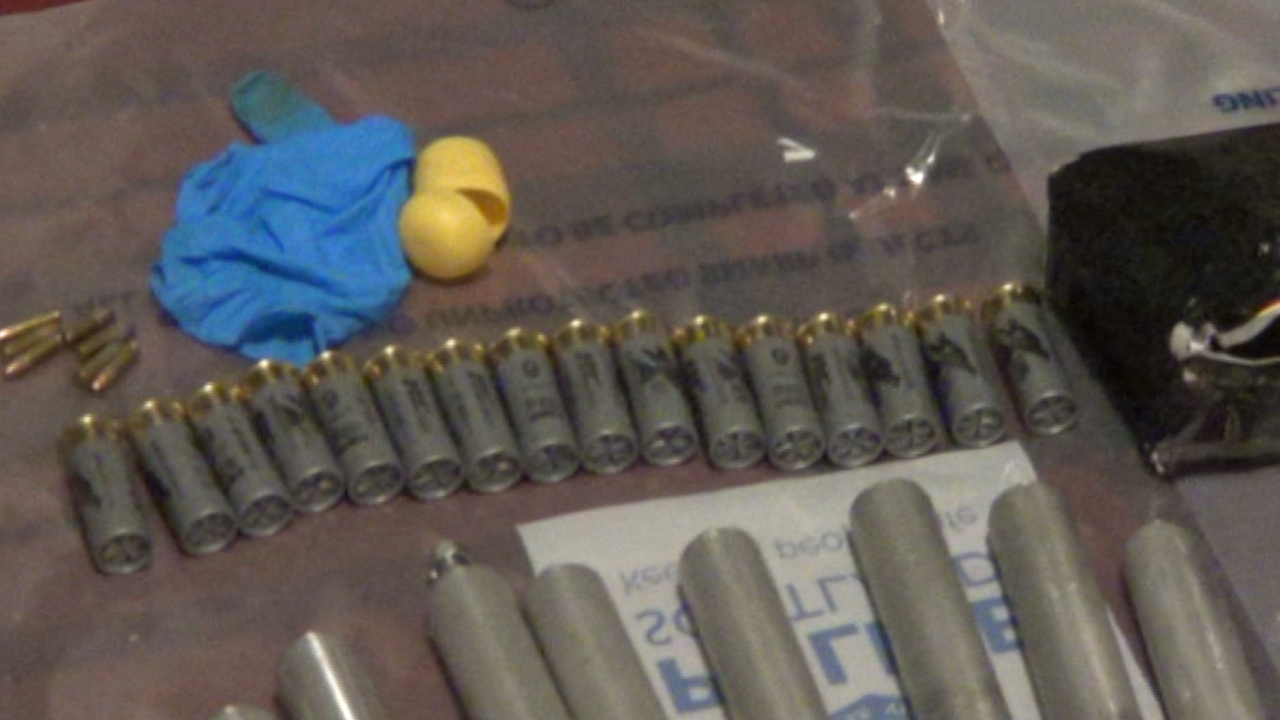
[987,482,1142,720]
[981,284,1077,436]
[1124,520,1266,720]
[428,340,524,493]
[613,311,699,467]
[240,360,346,513]
[797,313,884,468]
[678,528,828,720]
[126,399,237,556]
[187,382,294,538]
[277,631,390,720]
[915,296,1006,448]
[426,543,572,720]
[737,316,826,471]
[490,329,581,483]
[524,564,667,720]
[848,479,1011,720]
[674,316,765,470]
[553,320,639,475]
[364,347,465,499]
[302,351,405,506]
[58,414,153,574]
[856,305,944,458]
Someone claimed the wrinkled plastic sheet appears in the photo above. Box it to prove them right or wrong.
[929,0,1280,703]
[0,0,1257,717]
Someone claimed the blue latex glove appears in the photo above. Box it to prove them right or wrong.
[231,71,338,143]
[151,72,415,365]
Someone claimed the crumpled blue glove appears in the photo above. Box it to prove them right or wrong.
[150,71,416,365]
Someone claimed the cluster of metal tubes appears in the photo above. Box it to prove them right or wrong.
[670,481,1267,720]
[56,283,1076,574]
[1,307,138,390]
[426,542,666,720]
[194,484,1271,720]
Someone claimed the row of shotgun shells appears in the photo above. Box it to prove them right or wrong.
[1,307,139,391]
[57,282,1077,575]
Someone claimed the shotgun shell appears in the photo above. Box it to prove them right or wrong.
[364,346,465,500]
[612,310,699,467]
[797,312,883,467]
[126,398,237,555]
[553,320,639,475]
[914,295,1006,448]
[673,316,765,470]
[58,414,153,574]
[856,304,944,458]
[736,315,825,471]
[981,283,1077,436]
[187,382,294,537]
[428,339,524,493]
[301,350,405,506]
[490,328,580,483]
[240,360,345,512]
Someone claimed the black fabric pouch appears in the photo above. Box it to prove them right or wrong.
[1048,122,1280,476]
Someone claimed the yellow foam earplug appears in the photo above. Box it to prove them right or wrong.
[399,189,499,281]
[399,136,511,281]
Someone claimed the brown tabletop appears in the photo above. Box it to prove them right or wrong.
[2,0,1266,718]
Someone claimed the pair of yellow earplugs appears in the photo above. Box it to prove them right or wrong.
[399,137,511,281]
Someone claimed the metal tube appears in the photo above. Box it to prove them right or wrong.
[914,296,1006,449]
[302,351,405,506]
[240,360,345,513]
[524,564,667,720]
[428,340,524,493]
[678,528,828,720]
[612,310,699,467]
[673,316,765,470]
[848,479,1011,720]
[797,312,884,468]
[736,315,825,471]
[981,283,1077,436]
[856,305,944,458]
[426,542,573,720]
[126,399,238,556]
[553,320,639,475]
[987,482,1142,720]
[1124,520,1266,720]
[187,382,294,538]
[364,346,465,500]
[490,328,581,483]
[58,414,153,575]
[277,631,391,720]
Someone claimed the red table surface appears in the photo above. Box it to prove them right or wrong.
[0,0,79,14]
[2,0,1273,718]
